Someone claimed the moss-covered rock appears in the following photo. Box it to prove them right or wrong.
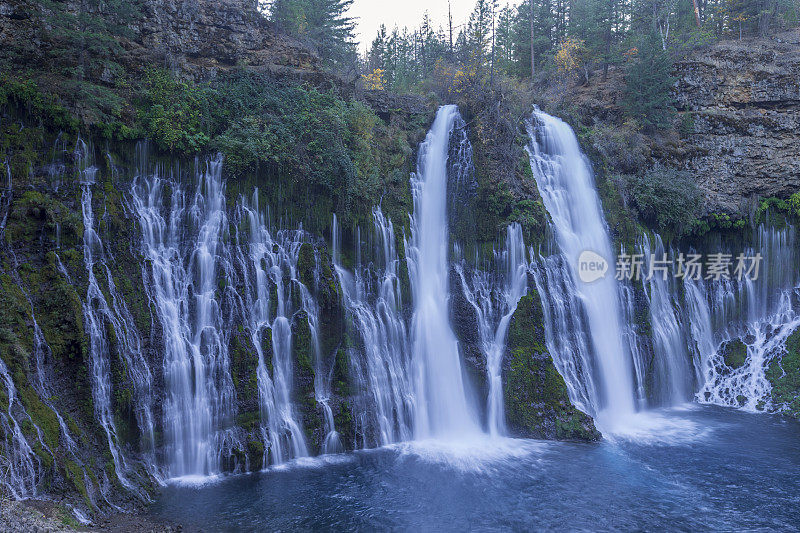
[297,243,316,289]
[503,291,601,441]
[766,329,800,419]
[292,313,322,452]
[721,339,748,369]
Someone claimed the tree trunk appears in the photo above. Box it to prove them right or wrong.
[449,0,454,59]
[690,0,701,28]
[491,1,496,86]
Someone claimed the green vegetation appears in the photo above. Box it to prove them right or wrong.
[63,459,93,509]
[722,340,748,369]
[504,292,601,441]
[248,439,265,470]
[624,165,702,237]
[753,195,800,227]
[138,69,211,152]
[767,329,800,419]
[623,33,675,132]
[269,0,357,67]
[362,0,797,106]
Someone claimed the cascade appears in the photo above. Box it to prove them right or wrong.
[0,160,10,231]
[456,224,528,436]
[0,356,42,499]
[639,234,693,405]
[236,193,309,465]
[77,139,140,491]
[526,110,800,421]
[407,105,480,438]
[297,252,342,455]
[695,225,800,410]
[526,109,635,422]
[530,254,599,414]
[130,149,239,478]
[618,277,648,408]
[332,211,413,447]
[13,264,81,460]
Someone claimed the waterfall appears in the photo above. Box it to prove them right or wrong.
[332,211,413,447]
[526,110,635,422]
[456,224,528,436]
[10,259,81,462]
[0,160,10,232]
[407,105,480,439]
[77,139,141,492]
[695,225,800,410]
[530,254,599,415]
[0,357,42,499]
[130,150,239,478]
[236,193,309,465]
[299,252,342,455]
[639,234,693,405]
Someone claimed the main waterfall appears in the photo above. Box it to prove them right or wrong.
[408,105,481,439]
[526,109,636,424]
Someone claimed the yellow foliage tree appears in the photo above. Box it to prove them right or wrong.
[554,38,587,74]
[362,68,386,91]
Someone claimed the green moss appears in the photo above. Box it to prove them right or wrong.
[333,348,351,397]
[293,316,314,376]
[3,191,83,248]
[598,175,645,254]
[333,401,354,450]
[63,460,93,509]
[236,410,261,432]
[229,333,259,398]
[722,339,748,369]
[32,440,54,470]
[56,504,83,528]
[507,294,547,355]
[297,243,315,289]
[503,292,600,441]
[247,439,265,471]
[19,385,60,450]
[766,329,800,419]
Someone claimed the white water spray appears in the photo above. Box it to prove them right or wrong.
[457,224,528,436]
[407,105,480,438]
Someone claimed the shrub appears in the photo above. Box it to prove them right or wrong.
[138,69,212,152]
[626,165,702,236]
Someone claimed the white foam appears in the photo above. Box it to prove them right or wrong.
[390,436,547,472]
[265,453,356,472]
[166,474,223,487]
[68,505,92,525]
[595,408,713,445]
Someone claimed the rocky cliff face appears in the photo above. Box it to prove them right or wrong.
[128,0,321,78]
[0,0,320,80]
[551,29,800,217]
[674,30,800,214]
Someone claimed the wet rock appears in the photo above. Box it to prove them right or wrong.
[502,291,601,442]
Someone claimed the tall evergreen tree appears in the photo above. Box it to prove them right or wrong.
[623,32,675,131]
[271,0,356,66]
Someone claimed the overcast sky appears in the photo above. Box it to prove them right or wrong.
[348,0,521,52]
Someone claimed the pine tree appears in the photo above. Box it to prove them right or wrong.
[495,4,515,74]
[270,0,356,66]
[623,32,676,131]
